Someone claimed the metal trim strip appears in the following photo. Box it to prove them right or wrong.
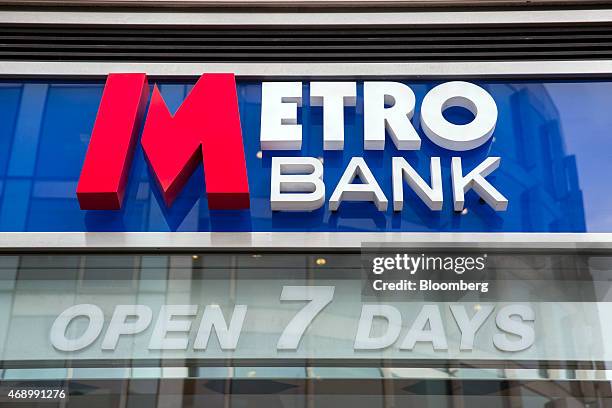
[2,60,612,78]
[0,232,611,250]
[1,0,611,8]
[2,9,612,26]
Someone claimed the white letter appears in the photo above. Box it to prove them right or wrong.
[400,305,448,350]
[271,157,325,211]
[392,157,443,211]
[354,305,402,350]
[148,305,198,350]
[260,82,302,150]
[329,157,388,211]
[421,81,497,151]
[50,304,104,352]
[310,82,356,150]
[452,156,508,211]
[450,304,494,350]
[194,305,247,350]
[493,305,535,352]
[102,305,153,350]
[363,82,420,150]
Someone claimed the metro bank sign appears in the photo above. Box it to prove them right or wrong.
[77,73,507,214]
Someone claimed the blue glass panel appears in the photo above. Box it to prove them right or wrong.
[0,79,607,232]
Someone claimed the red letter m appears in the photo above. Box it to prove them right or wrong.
[77,73,250,210]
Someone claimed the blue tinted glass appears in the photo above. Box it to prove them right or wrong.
[0,79,607,232]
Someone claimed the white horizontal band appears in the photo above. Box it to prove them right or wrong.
[0,232,611,250]
[0,0,605,8]
[1,60,612,77]
[1,9,612,26]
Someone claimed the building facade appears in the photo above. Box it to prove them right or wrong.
[0,1,612,407]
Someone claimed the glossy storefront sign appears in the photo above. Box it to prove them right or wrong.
[0,79,606,232]
[1,251,611,364]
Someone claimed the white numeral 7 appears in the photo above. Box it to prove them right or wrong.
[277,286,335,350]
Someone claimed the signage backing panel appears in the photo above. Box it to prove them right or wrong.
[0,79,602,232]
